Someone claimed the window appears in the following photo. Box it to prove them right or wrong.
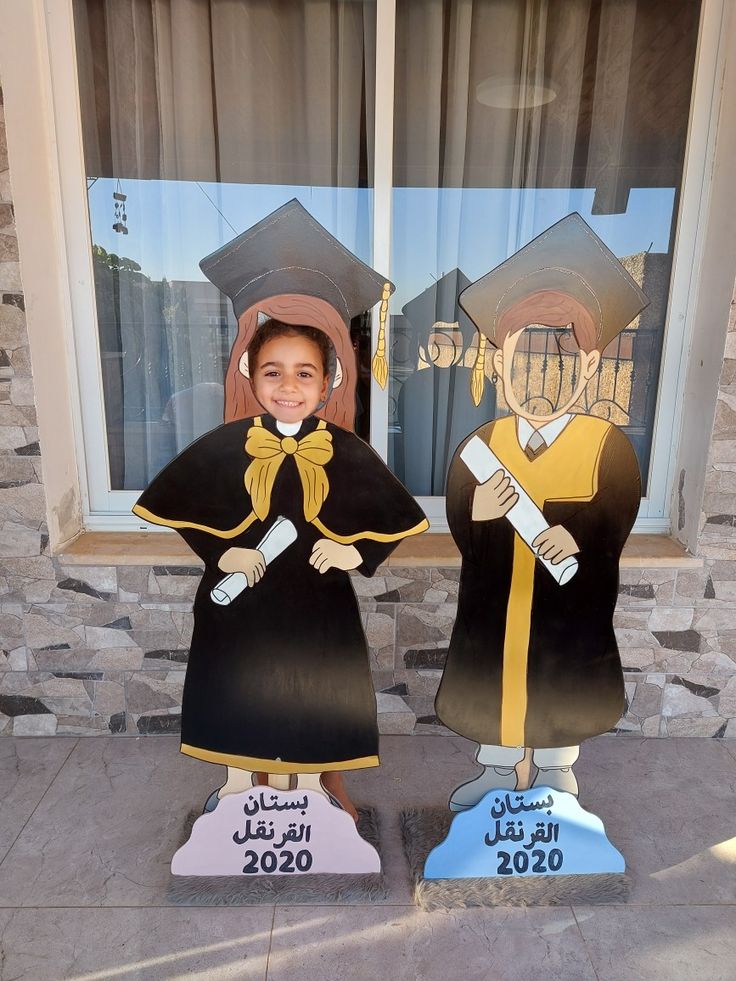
[62,0,711,530]
[388,0,701,502]
[73,0,377,495]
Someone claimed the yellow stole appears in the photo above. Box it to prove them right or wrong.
[489,414,612,746]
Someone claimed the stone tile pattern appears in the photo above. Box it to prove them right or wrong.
[1,82,736,738]
[3,561,736,739]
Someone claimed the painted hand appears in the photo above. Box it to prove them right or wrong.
[532,525,579,565]
[472,469,520,521]
[309,539,362,574]
[217,547,266,586]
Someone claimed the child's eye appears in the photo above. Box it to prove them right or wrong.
[298,371,314,379]
[264,370,279,378]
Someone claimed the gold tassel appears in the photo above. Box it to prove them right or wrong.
[470,333,488,406]
[371,282,391,389]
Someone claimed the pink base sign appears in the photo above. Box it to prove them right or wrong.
[172,788,381,876]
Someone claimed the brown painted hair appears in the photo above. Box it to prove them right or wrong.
[224,294,357,431]
[495,290,598,352]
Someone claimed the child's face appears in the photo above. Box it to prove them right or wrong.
[251,334,329,424]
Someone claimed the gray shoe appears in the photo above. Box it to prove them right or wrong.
[202,789,220,813]
[322,787,344,810]
[448,766,518,811]
[532,766,578,797]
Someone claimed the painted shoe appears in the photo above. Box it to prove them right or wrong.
[448,766,518,811]
[323,787,344,810]
[202,789,220,813]
[531,766,579,797]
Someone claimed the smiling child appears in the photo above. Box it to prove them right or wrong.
[133,201,428,822]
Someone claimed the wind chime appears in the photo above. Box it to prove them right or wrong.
[112,179,128,235]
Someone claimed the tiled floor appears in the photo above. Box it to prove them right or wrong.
[1,734,735,980]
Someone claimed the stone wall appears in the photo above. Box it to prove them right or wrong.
[1,82,735,739]
[1,558,736,738]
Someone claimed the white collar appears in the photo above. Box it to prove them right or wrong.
[275,419,302,436]
[516,413,573,450]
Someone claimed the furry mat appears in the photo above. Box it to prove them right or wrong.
[401,808,630,911]
[167,806,387,905]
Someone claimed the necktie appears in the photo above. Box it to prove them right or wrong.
[524,429,547,461]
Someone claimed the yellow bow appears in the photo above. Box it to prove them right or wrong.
[244,419,333,522]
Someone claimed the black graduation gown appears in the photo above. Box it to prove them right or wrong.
[435,414,640,749]
[134,414,428,772]
[395,365,496,495]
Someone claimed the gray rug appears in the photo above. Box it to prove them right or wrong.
[167,806,387,905]
[401,808,630,911]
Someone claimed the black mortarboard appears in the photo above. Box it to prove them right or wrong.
[199,199,393,324]
[401,269,475,342]
[459,213,649,350]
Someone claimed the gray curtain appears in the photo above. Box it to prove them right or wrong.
[74,0,375,186]
[393,0,698,205]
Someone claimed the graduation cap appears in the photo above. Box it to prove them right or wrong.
[199,199,394,386]
[459,213,649,356]
[401,269,475,342]
[402,269,489,405]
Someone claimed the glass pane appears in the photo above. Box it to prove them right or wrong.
[73,0,376,490]
[389,0,701,496]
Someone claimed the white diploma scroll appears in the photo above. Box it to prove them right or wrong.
[210,515,298,606]
[459,436,578,586]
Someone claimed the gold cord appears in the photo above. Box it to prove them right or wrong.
[371,282,391,389]
[470,333,488,406]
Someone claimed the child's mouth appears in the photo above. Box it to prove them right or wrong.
[275,400,302,408]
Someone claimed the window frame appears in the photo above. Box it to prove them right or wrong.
[35,0,731,533]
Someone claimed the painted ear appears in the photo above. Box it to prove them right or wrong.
[238,350,250,379]
[492,347,504,377]
[332,357,343,389]
[583,350,601,379]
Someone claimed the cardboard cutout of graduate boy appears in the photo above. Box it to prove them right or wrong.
[134,200,428,876]
[424,215,648,881]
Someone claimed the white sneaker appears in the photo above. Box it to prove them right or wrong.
[532,766,578,797]
[448,766,518,811]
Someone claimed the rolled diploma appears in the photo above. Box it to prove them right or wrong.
[210,515,298,606]
[459,436,578,586]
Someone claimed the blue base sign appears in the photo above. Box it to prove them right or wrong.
[424,786,625,879]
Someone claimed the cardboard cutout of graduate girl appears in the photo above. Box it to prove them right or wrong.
[134,200,428,809]
[435,214,649,809]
